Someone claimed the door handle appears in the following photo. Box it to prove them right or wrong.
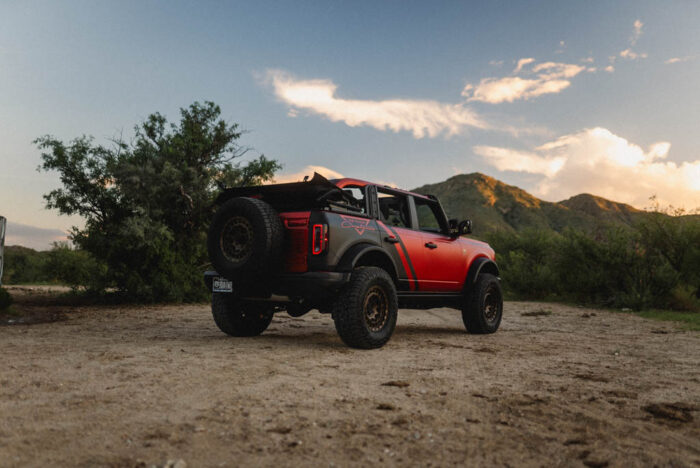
[384,236,400,244]
[425,242,438,249]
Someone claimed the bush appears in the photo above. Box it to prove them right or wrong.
[2,246,52,284]
[555,227,676,309]
[0,287,12,311]
[45,242,105,292]
[487,229,561,299]
[36,101,281,302]
[487,210,699,311]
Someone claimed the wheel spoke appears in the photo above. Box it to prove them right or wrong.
[364,286,389,332]
[220,216,254,263]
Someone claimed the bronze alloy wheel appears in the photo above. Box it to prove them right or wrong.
[220,216,254,264]
[363,285,390,332]
[483,285,501,324]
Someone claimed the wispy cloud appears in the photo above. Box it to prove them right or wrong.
[619,19,647,60]
[265,70,488,138]
[620,49,647,60]
[462,60,587,104]
[631,19,643,45]
[665,56,696,64]
[513,57,535,74]
[555,40,566,54]
[475,127,700,209]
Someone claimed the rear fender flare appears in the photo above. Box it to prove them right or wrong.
[337,244,399,285]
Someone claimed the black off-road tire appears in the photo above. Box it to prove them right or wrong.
[212,293,274,337]
[332,267,398,349]
[207,197,284,281]
[462,273,503,334]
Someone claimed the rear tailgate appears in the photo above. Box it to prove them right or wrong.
[280,211,311,273]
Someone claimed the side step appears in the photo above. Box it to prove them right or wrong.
[397,292,463,310]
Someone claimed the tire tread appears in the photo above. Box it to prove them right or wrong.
[333,267,398,349]
[212,293,273,337]
[462,273,503,334]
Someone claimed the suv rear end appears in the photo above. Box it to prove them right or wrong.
[204,173,502,348]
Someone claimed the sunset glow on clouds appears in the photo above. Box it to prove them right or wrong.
[267,70,488,138]
[461,60,587,104]
[476,128,700,209]
[3,3,699,249]
[258,15,699,211]
[271,165,344,184]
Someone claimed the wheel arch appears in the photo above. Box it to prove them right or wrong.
[337,244,399,286]
[463,257,500,293]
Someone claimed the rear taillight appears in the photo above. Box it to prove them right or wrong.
[312,224,328,255]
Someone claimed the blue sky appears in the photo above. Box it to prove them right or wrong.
[1,1,699,248]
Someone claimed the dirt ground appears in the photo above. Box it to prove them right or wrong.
[0,287,698,467]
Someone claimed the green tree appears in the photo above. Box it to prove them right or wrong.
[36,101,281,302]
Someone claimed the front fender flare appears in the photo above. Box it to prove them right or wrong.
[464,257,500,292]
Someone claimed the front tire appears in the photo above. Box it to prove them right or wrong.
[332,267,398,349]
[212,293,273,337]
[462,273,503,334]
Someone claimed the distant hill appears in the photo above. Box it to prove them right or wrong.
[412,173,649,236]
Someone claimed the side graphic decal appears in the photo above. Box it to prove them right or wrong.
[376,220,419,291]
[340,215,376,235]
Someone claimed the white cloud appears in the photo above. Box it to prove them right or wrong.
[475,127,700,209]
[632,19,643,45]
[473,146,566,177]
[665,56,695,64]
[462,60,586,104]
[266,70,488,138]
[620,48,648,60]
[272,165,344,184]
[604,65,615,73]
[619,19,647,60]
[513,57,535,74]
[489,59,504,66]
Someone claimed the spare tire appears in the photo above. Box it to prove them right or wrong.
[207,197,284,280]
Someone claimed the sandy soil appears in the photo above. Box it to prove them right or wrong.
[0,287,698,467]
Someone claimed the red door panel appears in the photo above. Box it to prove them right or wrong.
[420,232,466,292]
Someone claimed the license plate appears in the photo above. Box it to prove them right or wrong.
[212,277,233,293]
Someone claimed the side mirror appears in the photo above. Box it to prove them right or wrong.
[448,218,459,237]
[458,220,472,236]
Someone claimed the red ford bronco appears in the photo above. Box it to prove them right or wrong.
[205,173,502,349]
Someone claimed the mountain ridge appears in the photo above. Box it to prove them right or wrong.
[412,173,651,236]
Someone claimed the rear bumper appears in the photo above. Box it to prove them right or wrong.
[203,270,350,299]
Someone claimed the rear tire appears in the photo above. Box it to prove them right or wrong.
[207,197,283,281]
[332,267,398,349]
[462,273,503,334]
[212,293,273,337]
